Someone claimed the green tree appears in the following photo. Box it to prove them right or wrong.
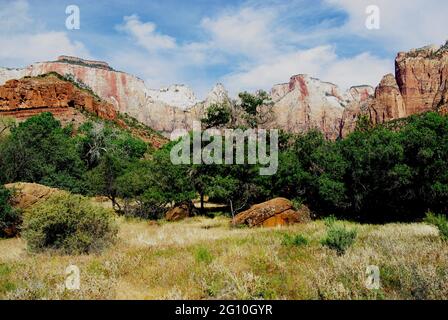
[0,185,18,238]
[201,104,232,129]
[0,113,85,192]
[237,91,273,128]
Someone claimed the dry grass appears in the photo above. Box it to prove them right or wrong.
[0,216,447,300]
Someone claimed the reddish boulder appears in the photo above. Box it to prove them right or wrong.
[165,201,197,222]
[233,198,310,228]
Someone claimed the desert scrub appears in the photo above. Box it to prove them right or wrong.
[425,212,448,241]
[281,233,309,247]
[321,223,357,255]
[22,193,117,254]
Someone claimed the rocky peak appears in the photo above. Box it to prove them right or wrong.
[147,84,198,110]
[204,83,230,107]
[270,74,373,139]
[394,42,448,116]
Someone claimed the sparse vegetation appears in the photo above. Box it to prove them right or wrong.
[22,193,117,254]
[281,233,309,247]
[321,223,357,255]
[195,246,214,264]
[0,217,447,300]
[425,212,448,241]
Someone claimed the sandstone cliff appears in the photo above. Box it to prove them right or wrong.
[2,43,448,140]
[270,74,373,139]
[0,56,375,139]
[0,73,167,147]
[0,73,116,122]
[366,43,448,125]
[0,56,221,135]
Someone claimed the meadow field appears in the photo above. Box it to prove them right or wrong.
[1,215,447,300]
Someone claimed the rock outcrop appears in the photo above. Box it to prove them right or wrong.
[2,182,65,237]
[165,201,197,222]
[368,74,406,124]
[0,73,116,122]
[0,56,220,135]
[365,43,448,125]
[0,73,167,148]
[233,198,310,227]
[5,182,63,211]
[270,75,374,139]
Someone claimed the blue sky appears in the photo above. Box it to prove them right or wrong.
[1,0,447,98]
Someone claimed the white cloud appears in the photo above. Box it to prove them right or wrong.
[0,0,33,32]
[223,46,391,95]
[200,7,280,60]
[111,4,397,98]
[117,15,177,52]
[0,0,89,67]
[0,32,89,66]
[326,0,448,50]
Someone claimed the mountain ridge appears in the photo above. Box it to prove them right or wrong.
[1,42,448,138]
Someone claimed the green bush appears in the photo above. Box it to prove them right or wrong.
[323,215,337,228]
[281,234,309,247]
[321,224,357,255]
[22,193,117,254]
[195,247,214,264]
[425,212,448,241]
[0,185,19,238]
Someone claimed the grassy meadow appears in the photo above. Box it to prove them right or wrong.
[1,214,447,300]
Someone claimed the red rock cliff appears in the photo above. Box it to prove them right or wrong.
[369,43,448,124]
[0,74,117,121]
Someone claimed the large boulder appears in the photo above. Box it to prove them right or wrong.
[233,198,310,228]
[2,183,65,237]
[165,201,197,222]
[5,182,63,210]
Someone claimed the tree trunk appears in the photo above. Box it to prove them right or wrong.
[200,193,205,215]
[230,200,235,226]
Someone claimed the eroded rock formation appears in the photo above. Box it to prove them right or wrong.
[0,56,218,135]
[0,73,116,121]
[270,74,374,139]
[366,43,448,125]
[0,74,167,148]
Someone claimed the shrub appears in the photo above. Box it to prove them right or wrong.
[323,215,337,228]
[0,185,19,238]
[425,212,448,241]
[321,224,357,255]
[281,234,309,247]
[195,247,214,264]
[22,193,117,254]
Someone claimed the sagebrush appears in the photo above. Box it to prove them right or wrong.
[22,193,117,254]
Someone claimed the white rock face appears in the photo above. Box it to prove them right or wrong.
[147,84,198,110]
[204,83,230,107]
[270,74,374,139]
[0,68,27,85]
